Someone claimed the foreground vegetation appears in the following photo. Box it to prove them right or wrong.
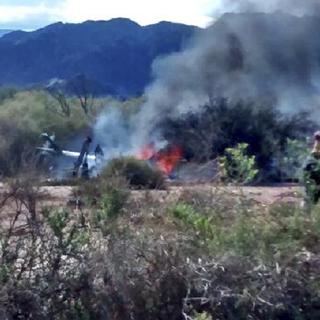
[0,175,319,319]
[0,86,318,318]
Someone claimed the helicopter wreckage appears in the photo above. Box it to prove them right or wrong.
[37,133,104,179]
[36,133,219,182]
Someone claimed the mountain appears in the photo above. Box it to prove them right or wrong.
[0,29,14,38]
[0,19,198,96]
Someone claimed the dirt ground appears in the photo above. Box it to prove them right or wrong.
[130,183,303,205]
[21,183,305,205]
[0,183,303,232]
[0,183,303,207]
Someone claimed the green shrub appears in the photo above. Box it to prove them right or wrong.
[169,197,320,261]
[170,202,259,256]
[101,157,166,189]
[193,312,213,320]
[219,143,259,185]
[0,86,18,103]
[279,138,310,181]
[0,89,93,176]
[170,203,217,242]
[77,176,129,229]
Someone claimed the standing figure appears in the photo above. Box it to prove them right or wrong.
[303,131,320,204]
[73,136,92,177]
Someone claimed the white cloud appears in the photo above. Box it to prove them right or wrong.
[60,0,213,26]
[0,0,213,29]
[0,3,63,29]
[0,4,60,22]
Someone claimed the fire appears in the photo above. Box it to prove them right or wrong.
[137,142,156,160]
[138,143,183,176]
[156,146,183,175]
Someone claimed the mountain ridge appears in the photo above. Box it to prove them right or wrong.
[0,18,198,96]
[1,13,318,98]
[0,29,14,38]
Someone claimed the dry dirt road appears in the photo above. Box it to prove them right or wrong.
[0,183,303,207]
[24,183,304,205]
[0,183,303,231]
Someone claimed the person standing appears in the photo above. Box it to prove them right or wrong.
[303,131,320,205]
[73,136,92,177]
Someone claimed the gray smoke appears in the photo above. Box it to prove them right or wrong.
[93,104,168,157]
[211,0,320,17]
[94,106,135,158]
[213,0,320,17]
[132,8,320,145]
[94,1,320,155]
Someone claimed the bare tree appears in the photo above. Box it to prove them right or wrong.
[47,88,71,117]
[69,74,95,115]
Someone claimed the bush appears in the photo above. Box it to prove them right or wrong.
[279,138,310,182]
[0,181,93,319]
[0,181,188,319]
[0,89,92,176]
[0,86,18,103]
[77,175,129,224]
[101,157,166,189]
[160,99,314,180]
[219,143,259,185]
[169,196,320,261]
[170,203,217,243]
[2,180,320,319]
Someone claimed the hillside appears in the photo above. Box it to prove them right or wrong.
[0,19,198,96]
[0,29,14,38]
[1,13,319,98]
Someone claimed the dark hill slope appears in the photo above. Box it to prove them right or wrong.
[0,19,197,96]
[0,29,14,38]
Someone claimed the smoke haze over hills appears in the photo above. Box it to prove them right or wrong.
[130,11,320,147]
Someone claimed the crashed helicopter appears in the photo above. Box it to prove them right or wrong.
[37,133,104,178]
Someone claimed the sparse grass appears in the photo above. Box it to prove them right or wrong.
[169,195,320,263]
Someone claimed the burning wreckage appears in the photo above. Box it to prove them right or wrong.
[137,143,183,177]
[36,133,187,180]
[37,133,104,178]
[36,130,320,205]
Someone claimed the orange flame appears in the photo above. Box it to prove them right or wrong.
[137,143,156,160]
[155,146,183,175]
[137,144,183,175]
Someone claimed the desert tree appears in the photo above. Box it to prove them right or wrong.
[48,90,71,117]
[68,74,96,115]
[46,82,71,117]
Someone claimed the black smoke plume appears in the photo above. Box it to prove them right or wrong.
[95,2,320,157]
[133,10,320,145]
[212,0,320,17]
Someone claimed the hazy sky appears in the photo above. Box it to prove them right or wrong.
[0,0,213,30]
